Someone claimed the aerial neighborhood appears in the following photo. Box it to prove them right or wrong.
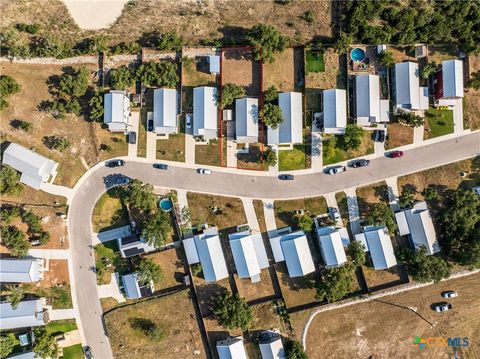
[0,1,479,359]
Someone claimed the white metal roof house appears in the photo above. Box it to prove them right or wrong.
[117,234,156,258]
[440,59,464,99]
[0,258,44,283]
[355,74,390,126]
[121,272,154,299]
[217,337,248,359]
[259,331,285,359]
[267,92,303,146]
[183,226,229,282]
[208,55,220,74]
[153,88,178,136]
[235,98,259,143]
[323,89,347,134]
[393,62,429,112]
[193,86,218,141]
[0,299,49,330]
[229,228,269,283]
[6,352,38,359]
[316,226,348,268]
[2,143,58,190]
[395,202,440,255]
[104,90,130,132]
[355,227,397,270]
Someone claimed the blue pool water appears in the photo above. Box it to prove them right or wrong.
[159,198,173,211]
[351,48,366,62]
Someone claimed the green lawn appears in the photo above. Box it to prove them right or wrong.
[137,110,147,157]
[156,133,185,162]
[278,145,306,171]
[323,132,374,165]
[94,241,131,285]
[195,139,226,167]
[425,108,454,139]
[46,319,77,336]
[62,344,84,359]
[306,50,325,73]
[274,196,328,229]
[92,189,129,233]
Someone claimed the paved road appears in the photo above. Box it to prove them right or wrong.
[68,132,478,358]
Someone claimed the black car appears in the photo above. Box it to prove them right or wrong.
[375,130,386,143]
[278,174,294,180]
[129,131,137,144]
[83,346,93,359]
[153,163,168,170]
[351,159,371,168]
[147,119,154,132]
[106,159,125,167]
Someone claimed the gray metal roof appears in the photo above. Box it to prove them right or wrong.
[229,230,268,282]
[209,55,220,74]
[0,300,47,330]
[259,336,286,359]
[104,90,129,131]
[355,74,381,125]
[217,337,248,359]
[268,92,303,145]
[193,87,218,140]
[442,59,464,98]
[0,258,41,283]
[193,226,229,282]
[280,230,315,278]
[323,89,347,134]
[356,227,397,270]
[121,272,153,299]
[394,62,429,111]
[316,227,348,268]
[235,98,259,143]
[153,88,178,135]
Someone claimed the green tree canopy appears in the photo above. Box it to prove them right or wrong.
[261,103,283,129]
[248,24,287,63]
[421,63,437,79]
[89,90,104,122]
[109,65,134,90]
[137,258,163,286]
[0,166,23,195]
[58,66,90,99]
[220,83,245,109]
[469,71,480,90]
[396,247,451,283]
[285,340,308,359]
[296,215,313,233]
[316,264,354,303]
[139,30,183,51]
[334,33,353,55]
[263,85,278,104]
[340,124,364,151]
[399,188,416,208]
[348,240,366,266]
[0,75,21,110]
[136,61,179,88]
[211,290,252,330]
[0,333,16,358]
[365,202,397,235]
[377,51,395,67]
[1,225,30,257]
[123,179,157,213]
[43,136,71,152]
[263,147,277,167]
[5,284,25,309]
[33,327,61,359]
[141,210,171,248]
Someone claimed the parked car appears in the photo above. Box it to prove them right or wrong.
[442,291,458,298]
[278,174,294,180]
[147,119,154,132]
[186,114,192,129]
[329,207,340,221]
[105,159,125,167]
[433,303,452,312]
[115,177,130,185]
[375,130,386,143]
[129,131,137,144]
[328,165,347,175]
[350,159,371,168]
[197,168,212,175]
[83,346,93,359]
[388,150,404,158]
[153,163,168,170]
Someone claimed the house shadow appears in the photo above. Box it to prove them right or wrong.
[276,263,316,292]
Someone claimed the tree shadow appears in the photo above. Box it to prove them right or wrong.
[217,25,249,45]
[129,317,156,334]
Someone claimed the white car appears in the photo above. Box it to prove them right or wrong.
[197,168,212,175]
[441,291,458,298]
[433,303,452,312]
[186,114,192,129]
[329,207,340,221]
[328,165,346,175]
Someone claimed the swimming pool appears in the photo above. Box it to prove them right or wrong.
[159,198,173,211]
[351,48,366,62]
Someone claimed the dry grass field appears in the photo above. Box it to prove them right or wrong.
[464,54,480,130]
[144,248,185,290]
[385,123,414,150]
[356,181,389,219]
[222,48,260,98]
[304,273,480,359]
[234,269,275,302]
[263,48,296,92]
[274,196,328,229]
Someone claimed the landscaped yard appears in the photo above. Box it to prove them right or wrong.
[278,145,306,171]
[424,108,454,139]
[92,189,129,233]
[306,50,325,73]
[305,48,347,90]
[61,344,84,359]
[263,48,295,92]
[385,123,414,150]
[195,139,226,167]
[156,133,185,162]
[46,319,77,336]
[274,196,328,229]
[137,110,148,157]
[94,241,131,285]
[105,290,204,359]
[323,132,374,165]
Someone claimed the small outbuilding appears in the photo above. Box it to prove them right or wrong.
[121,272,154,299]
[208,55,220,74]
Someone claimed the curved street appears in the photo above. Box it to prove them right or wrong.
[66,132,479,358]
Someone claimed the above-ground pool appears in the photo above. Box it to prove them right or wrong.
[159,198,173,211]
[351,48,366,62]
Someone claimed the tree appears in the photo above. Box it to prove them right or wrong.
[377,50,395,67]
[1,225,30,257]
[138,30,183,51]
[89,90,104,121]
[421,63,437,79]
[263,147,277,167]
[365,202,397,234]
[316,265,354,303]
[43,136,71,152]
[399,188,415,208]
[6,284,25,309]
[248,24,287,63]
[220,83,245,109]
[340,124,364,151]
[0,75,21,110]
[58,66,89,99]
[396,247,450,283]
[130,318,166,342]
[137,258,163,286]
[15,23,40,34]
[285,340,308,359]
[301,10,314,24]
[211,290,252,330]
[297,215,313,232]
[261,103,283,129]
[136,61,179,88]
[0,166,23,195]
[263,85,278,104]
[422,186,439,201]
[334,33,353,55]
[322,135,337,159]
[141,210,171,248]
[469,71,480,90]
[32,327,61,359]
[0,333,16,358]
[396,112,424,127]
[191,263,202,276]
[109,66,134,90]
[123,179,157,213]
[348,240,366,265]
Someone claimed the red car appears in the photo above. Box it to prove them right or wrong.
[389,151,404,158]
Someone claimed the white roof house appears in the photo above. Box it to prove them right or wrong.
[193,86,218,140]
[267,92,303,145]
[104,90,130,132]
[355,74,390,125]
[259,332,285,359]
[217,337,248,359]
[0,258,43,283]
[2,143,58,190]
[229,229,269,283]
[153,88,178,135]
[122,272,154,299]
[270,230,315,277]
[323,89,347,134]
[117,235,156,258]
[394,62,429,111]
[182,226,229,282]
[441,59,464,98]
[5,352,37,359]
[316,227,348,268]
[0,300,49,330]
[209,55,220,74]
[355,227,397,270]
[395,202,440,255]
[235,98,259,143]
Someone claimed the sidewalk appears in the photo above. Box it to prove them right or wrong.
[185,132,196,165]
[146,131,157,160]
[39,183,74,202]
[344,188,361,235]
[413,125,424,144]
[49,308,78,320]
[311,132,323,171]
[28,249,69,260]
[262,200,278,238]
[127,111,139,157]
[226,140,238,168]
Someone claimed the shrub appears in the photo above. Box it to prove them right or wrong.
[138,30,183,51]
[0,333,16,358]
[421,63,437,79]
[15,23,40,34]
[296,215,313,232]
[211,290,252,330]
[377,51,395,67]
[89,90,104,122]
[348,240,366,265]
[109,66,134,90]
[191,263,202,276]
[220,83,245,109]
[396,112,424,127]
[263,147,277,167]
[43,136,71,152]
[0,75,21,110]
[261,103,283,129]
[0,166,23,196]
[285,340,308,359]
[301,10,314,23]
[248,24,287,63]
[136,61,179,88]
[365,202,397,234]
[263,85,278,104]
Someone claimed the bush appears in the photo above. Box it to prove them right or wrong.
[261,103,283,129]
[0,333,16,358]
[285,340,308,359]
[109,66,134,90]
[109,41,141,55]
[0,205,21,223]
[396,112,424,127]
[130,318,166,342]
[399,188,416,208]
[468,71,480,90]
[365,202,397,234]
[263,85,278,104]
[316,264,354,303]
[18,120,33,132]
[191,263,202,276]
[301,10,314,23]
[22,210,43,233]
[248,24,287,63]
[211,290,252,330]
[74,36,107,54]
[136,61,179,88]
[263,147,277,167]
[421,63,437,79]
[15,23,40,34]
[296,215,313,232]
[89,90,104,122]
[57,66,90,99]
[334,33,353,55]
[220,83,245,109]
[43,136,71,152]
[339,124,364,151]
[1,225,30,257]
[348,240,366,265]
[0,166,23,196]
[138,30,183,51]
[0,75,21,110]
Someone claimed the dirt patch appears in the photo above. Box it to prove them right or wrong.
[193,277,231,318]
[276,263,317,309]
[362,265,404,290]
[385,123,414,150]
[222,48,260,98]
[144,248,186,290]
[38,259,69,287]
[264,48,295,92]
[234,270,275,302]
[356,181,389,219]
